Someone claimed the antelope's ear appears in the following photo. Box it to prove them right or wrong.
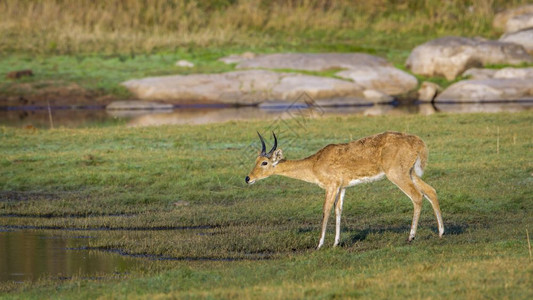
[272,149,284,165]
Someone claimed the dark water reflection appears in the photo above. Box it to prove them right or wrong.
[1,102,532,128]
[0,230,142,282]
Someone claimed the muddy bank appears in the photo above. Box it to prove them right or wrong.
[0,82,118,108]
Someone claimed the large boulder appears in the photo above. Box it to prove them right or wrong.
[406,36,532,80]
[336,66,417,95]
[435,79,533,102]
[122,70,369,105]
[436,67,533,103]
[221,53,417,95]
[504,13,533,33]
[464,67,533,80]
[493,5,533,32]
[500,28,533,53]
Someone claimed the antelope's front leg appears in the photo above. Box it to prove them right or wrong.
[317,186,340,249]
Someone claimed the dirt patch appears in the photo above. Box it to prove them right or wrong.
[0,81,118,108]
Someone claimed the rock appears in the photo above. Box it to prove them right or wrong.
[122,70,369,105]
[231,53,389,71]
[492,67,533,79]
[336,66,417,95]
[464,67,533,79]
[223,53,417,95]
[493,5,533,32]
[6,69,33,79]
[176,60,194,68]
[500,28,533,53]
[106,100,174,110]
[417,81,442,102]
[406,36,532,80]
[362,89,394,102]
[462,68,498,80]
[504,13,533,33]
[435,78,533,102]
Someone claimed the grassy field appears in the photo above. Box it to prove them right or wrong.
[1,112,532,298]
[1,0,532,102]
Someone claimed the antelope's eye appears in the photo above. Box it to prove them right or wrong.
[261,161,268,166]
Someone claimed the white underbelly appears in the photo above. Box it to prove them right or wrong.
[346,172,385,187]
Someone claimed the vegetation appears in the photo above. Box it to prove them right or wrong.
[1,112,532,298]
[0,0,525,55]
[1,0,532,100]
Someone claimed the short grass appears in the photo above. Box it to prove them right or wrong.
[0,112,532,298]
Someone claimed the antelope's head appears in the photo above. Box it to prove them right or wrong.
[245,132,284,184]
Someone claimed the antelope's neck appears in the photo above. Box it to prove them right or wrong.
[274,159,318,185]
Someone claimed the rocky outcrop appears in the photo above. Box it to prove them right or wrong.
[417,82,442,102]
[435,79,533,102]
[464,67,533,80]
[221,53,417,96]
[336,66,417,95]
[406,36,532,80]
[122,70,371,105]
[435,67,533,102]
[500,28,533,53]
[493,5,533,32]
[503,13,533,33]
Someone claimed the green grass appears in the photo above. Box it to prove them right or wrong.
[0,112,532,298]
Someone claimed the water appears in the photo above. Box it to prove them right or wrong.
[1,101,532,128]
[0,230,143,282]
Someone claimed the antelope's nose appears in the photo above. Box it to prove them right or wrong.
[245,176,250,183]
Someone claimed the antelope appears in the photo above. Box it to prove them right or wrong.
[245,132,444,249]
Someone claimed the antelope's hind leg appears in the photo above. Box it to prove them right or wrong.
[413,175,444,238]
[386,171,424,242]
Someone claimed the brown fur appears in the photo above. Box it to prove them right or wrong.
[246,131,444,249]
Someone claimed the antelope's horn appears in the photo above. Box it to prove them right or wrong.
[268,132,277,155]
[257,131,267,155]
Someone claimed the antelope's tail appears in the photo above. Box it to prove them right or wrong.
[414,142,429,178]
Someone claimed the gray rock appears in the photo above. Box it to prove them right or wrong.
[500,28,533,53]
[223,53,417,96]
[505,13,533,33]
[462,68,498,80]
[362,89,394,102]
[230,53,389,71]
[406,36,532,80]
[122,70,368,105]
[464,67,533,79]
[417,82,442,102]
[435,78,533,102]
[336,66,417,95]
[493,5,533,32]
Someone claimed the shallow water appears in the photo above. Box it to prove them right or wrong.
[0,230,143,283]
[1,102,531,128]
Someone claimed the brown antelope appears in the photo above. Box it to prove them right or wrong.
[245,132,444,249]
